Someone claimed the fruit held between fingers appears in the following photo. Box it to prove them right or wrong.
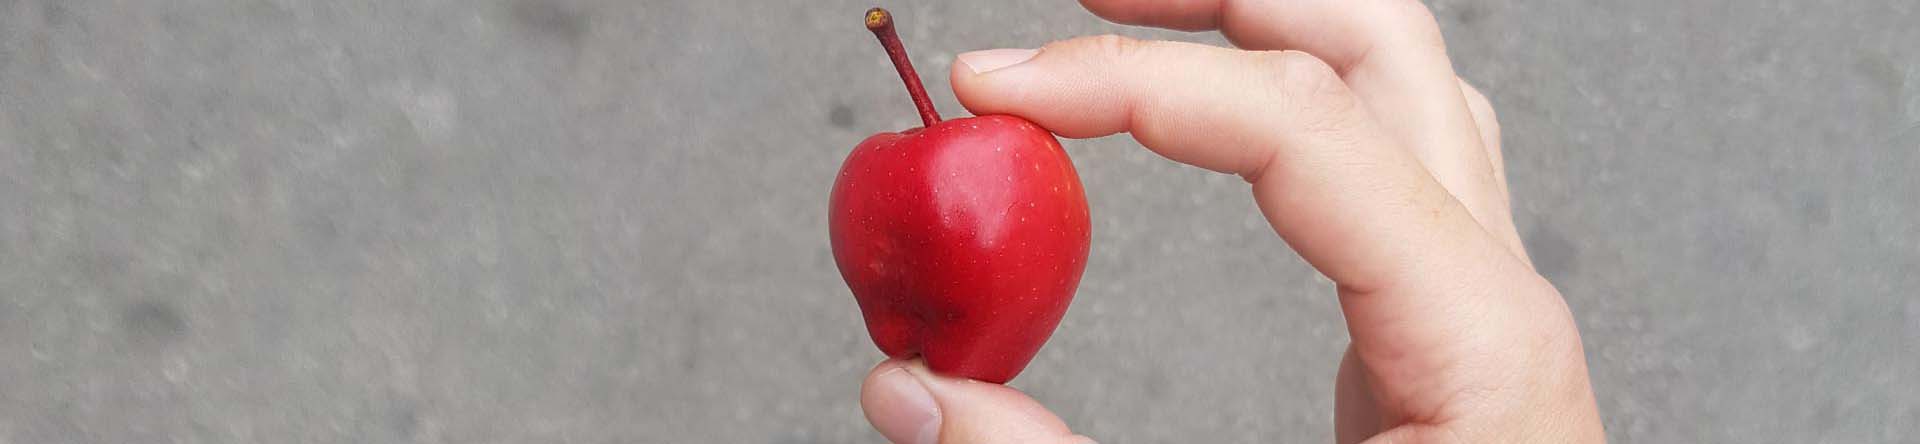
[828,7,1092,384]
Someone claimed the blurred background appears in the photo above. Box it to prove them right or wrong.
[2,0,1916,442]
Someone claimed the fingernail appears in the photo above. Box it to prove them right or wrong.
[958,48,1038,74]
[869,367,941,444]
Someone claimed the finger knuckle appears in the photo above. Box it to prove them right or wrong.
[1250,51,1370,167]
[1264,51,1353,117]
[1267,50,1339,84]
[1057,34,1149,65]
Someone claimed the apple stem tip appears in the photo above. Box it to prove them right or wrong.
[865,7,942,127]
[865,8,891,30]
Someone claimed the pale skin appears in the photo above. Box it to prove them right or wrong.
[859,1,1606,443]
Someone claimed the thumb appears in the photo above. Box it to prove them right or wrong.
[861,359,1095,444]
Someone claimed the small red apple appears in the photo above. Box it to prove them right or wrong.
[829,8,1091,384]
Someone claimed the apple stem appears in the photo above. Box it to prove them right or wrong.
[866,8,942,127]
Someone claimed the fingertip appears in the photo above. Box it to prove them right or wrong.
[948,49,1032,119]
[948,53,994,113]
[950,39,1137,140]
[862,359,1084,444]
[862,360,941,444]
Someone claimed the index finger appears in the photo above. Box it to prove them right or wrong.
[951,35,1544,402]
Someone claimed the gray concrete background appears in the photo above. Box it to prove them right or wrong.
[1,0,1915,442]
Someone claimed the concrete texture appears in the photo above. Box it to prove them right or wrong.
[1,0,1915,442]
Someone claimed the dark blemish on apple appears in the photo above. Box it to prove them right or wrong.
[509,0,590,45]
[1797,190,1830,228]
[828,104,856,129]
[1523,224,1577,283]
[122,300,188,346]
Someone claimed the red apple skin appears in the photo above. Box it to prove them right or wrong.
[830,114,1091,384]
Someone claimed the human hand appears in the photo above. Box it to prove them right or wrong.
[858,1,1606,442]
